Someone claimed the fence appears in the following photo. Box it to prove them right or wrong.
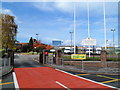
[0,49,14,76]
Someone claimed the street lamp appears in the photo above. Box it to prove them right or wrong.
[36,34,39,41]
[111,29,115,47]
[69,32,73,47]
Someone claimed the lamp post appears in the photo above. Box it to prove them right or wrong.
[36,34,39,41]
[111,29,115,47]
[69,32,73,47]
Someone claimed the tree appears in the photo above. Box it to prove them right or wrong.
[28,37,33,51]
[1,14,17,50]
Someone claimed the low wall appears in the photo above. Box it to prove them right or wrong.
[0,57,13,76]
[64,61,119,68]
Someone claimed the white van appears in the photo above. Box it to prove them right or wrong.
[64,47,74,54]
[85,48,93,54]
[96,48,102,54]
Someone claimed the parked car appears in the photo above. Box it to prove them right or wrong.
[85,48,93,54]
[96,48,102,54]
[64,47,74,54]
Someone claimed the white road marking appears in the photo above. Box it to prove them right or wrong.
[56,81,70,90]
[55,69,118,89]
[13,72,19,90]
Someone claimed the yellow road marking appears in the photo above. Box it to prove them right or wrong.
[97,75,117,80]
[101,79,120,84]
[0,82,14,85]
[76,74,90,76]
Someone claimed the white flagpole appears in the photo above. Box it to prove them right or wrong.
[74,3,76,54]
[87,3,90,38]
[87,3,91,57]
[103,0,107,50]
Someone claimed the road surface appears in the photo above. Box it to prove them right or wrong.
[2,54,119,89]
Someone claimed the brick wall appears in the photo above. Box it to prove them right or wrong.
[64,61,119,68]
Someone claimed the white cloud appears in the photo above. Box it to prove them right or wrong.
[54,2,73,13]
[31,2,118,16]
[1,8,22,24]
[0,8,14,15]
[62,40,71,45]
[32,2,54,11]
[32,2,74,13]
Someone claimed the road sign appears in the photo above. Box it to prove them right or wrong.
[82,37,96,46]
[52,40,61,46]
[71,54,86,60]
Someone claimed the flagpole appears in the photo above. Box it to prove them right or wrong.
[87,3,91,57]
[74,2,76,54]
[103,0,107,50]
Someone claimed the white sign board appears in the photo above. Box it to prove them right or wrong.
[82,37,96,46]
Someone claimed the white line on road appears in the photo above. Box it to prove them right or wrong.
[13,72,19,90]
[56,81,70,90]
[55,69,118,89]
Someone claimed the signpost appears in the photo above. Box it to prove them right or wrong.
[52,40,61,46]
[82,37,96,57]
[71,54,86,71]
[52,40,62,50]
[71,54,86,60]
[82,37,96,46]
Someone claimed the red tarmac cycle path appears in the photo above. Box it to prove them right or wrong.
[14,67,116,89]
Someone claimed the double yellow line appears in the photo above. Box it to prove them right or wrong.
[0,80,14,85]
[0,82,14,85]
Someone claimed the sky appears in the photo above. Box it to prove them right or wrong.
[1,1,118,47]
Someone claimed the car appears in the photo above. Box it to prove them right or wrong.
[64,47,74,54]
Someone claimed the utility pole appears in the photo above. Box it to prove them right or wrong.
[69,32,73,47]
[111,29,115,47]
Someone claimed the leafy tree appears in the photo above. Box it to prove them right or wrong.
[28,37,33,51]
[1,14,17,50]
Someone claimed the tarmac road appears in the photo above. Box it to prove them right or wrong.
[1,54,119,89]
[14,54,45,68]
[2,54,45,89]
